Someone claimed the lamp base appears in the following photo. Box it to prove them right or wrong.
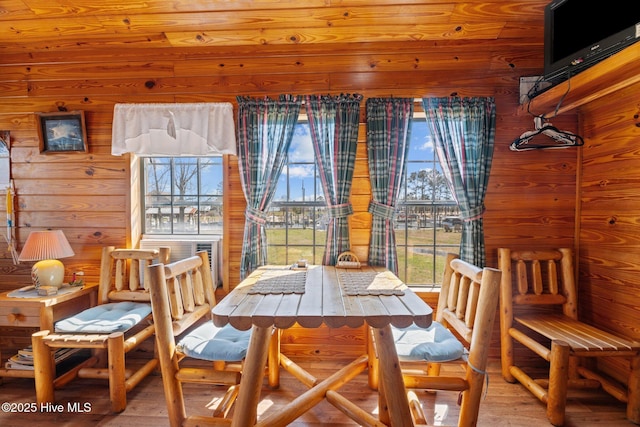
[31,259,65,289]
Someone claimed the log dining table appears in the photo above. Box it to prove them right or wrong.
[212,264,433,427]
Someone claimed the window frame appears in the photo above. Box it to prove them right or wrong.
[141,156,224,236]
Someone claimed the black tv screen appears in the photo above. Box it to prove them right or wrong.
[544,0,640,85]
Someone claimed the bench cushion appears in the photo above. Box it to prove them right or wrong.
[55,301,152,333]
[392,321,465,362]
[177,321,251,362]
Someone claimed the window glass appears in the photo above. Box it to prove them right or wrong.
[143,157,223,235]
[267,123,326,265]
[265,116,460,283]
[396,117,460,286]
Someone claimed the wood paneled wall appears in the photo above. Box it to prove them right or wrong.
[575,81,640,383]
[0,42,580,360]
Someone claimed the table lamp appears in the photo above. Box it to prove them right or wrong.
[18,230,75,289]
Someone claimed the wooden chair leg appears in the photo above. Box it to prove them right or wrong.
[108,332,127,413]
[155,331,186,427]
[32,330,55,404]
[547,340,570,426]
[501,335,516,383]
[213,384,240,418]
[166,368,188,427]
[459,364,486,427]
[407,390,426,425]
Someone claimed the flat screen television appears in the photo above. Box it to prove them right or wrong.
[543,0,640,87]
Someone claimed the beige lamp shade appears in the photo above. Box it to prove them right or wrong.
[18,230,75,288]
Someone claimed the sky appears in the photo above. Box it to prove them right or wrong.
[274,119,439,202]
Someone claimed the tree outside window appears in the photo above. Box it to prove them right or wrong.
[143,157,223,235]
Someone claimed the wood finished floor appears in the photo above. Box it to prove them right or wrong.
[0,358,631,427]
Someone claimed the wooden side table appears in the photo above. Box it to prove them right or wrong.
[0,284,98,379]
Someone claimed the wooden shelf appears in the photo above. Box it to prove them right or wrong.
[521,42,640,118]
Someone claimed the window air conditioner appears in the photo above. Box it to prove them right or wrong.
[139,237,222,287]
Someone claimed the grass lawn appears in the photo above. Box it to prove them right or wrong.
[265,227,461,285]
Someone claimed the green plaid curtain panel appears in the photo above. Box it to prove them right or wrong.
[305,94,362,266]
[366,98,414,275]
[236,95,302,278]
[422,97,496,267]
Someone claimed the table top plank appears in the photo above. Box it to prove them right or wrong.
[211,273,258,327]
[273,293,302,329]
[375,294,414,328]
[295,266,325,328]
[321,266,349,328]
[225,288,264,331]
[251,293,285,328]
[212,265,432,331]
[355,294,391,329]
[396,290,433,328]
[368,266,433,328]
[333,268,366,328]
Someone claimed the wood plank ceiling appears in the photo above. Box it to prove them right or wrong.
[0,0,548,78]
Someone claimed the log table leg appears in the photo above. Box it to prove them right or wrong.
[256,355,368,427]
[372,324,414,427]
[230,325,272,427]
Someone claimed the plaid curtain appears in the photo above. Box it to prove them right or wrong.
[305,94,362,265]
[422,97,496,267]
[236,95,302,278]
[366,98,414,274]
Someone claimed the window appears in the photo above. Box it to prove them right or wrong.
[395,116,460,286]
[143,157,223,235]
[264,116,459,282]
[266,123,327,265]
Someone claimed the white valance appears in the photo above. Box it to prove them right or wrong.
[111,103,236,156]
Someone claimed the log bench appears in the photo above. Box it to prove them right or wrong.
[498,248,640,426]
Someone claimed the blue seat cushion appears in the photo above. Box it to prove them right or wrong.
[392,321,465,362]
[177,322,251,362]
[54,301,152,334]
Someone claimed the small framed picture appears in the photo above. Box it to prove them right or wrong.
[36,111,88,153]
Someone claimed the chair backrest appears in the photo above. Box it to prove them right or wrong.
[148,251,216,337]
[436,253,502,371]
[98,246,171,305]
[430,253,501,426]
[497,247,578,319]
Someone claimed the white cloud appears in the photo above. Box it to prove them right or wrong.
[419,134,434,151]
[290,126,314,162]
[286,164,314,178]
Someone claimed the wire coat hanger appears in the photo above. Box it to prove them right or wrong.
[510,116,584,151]
[514,71,585,151]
